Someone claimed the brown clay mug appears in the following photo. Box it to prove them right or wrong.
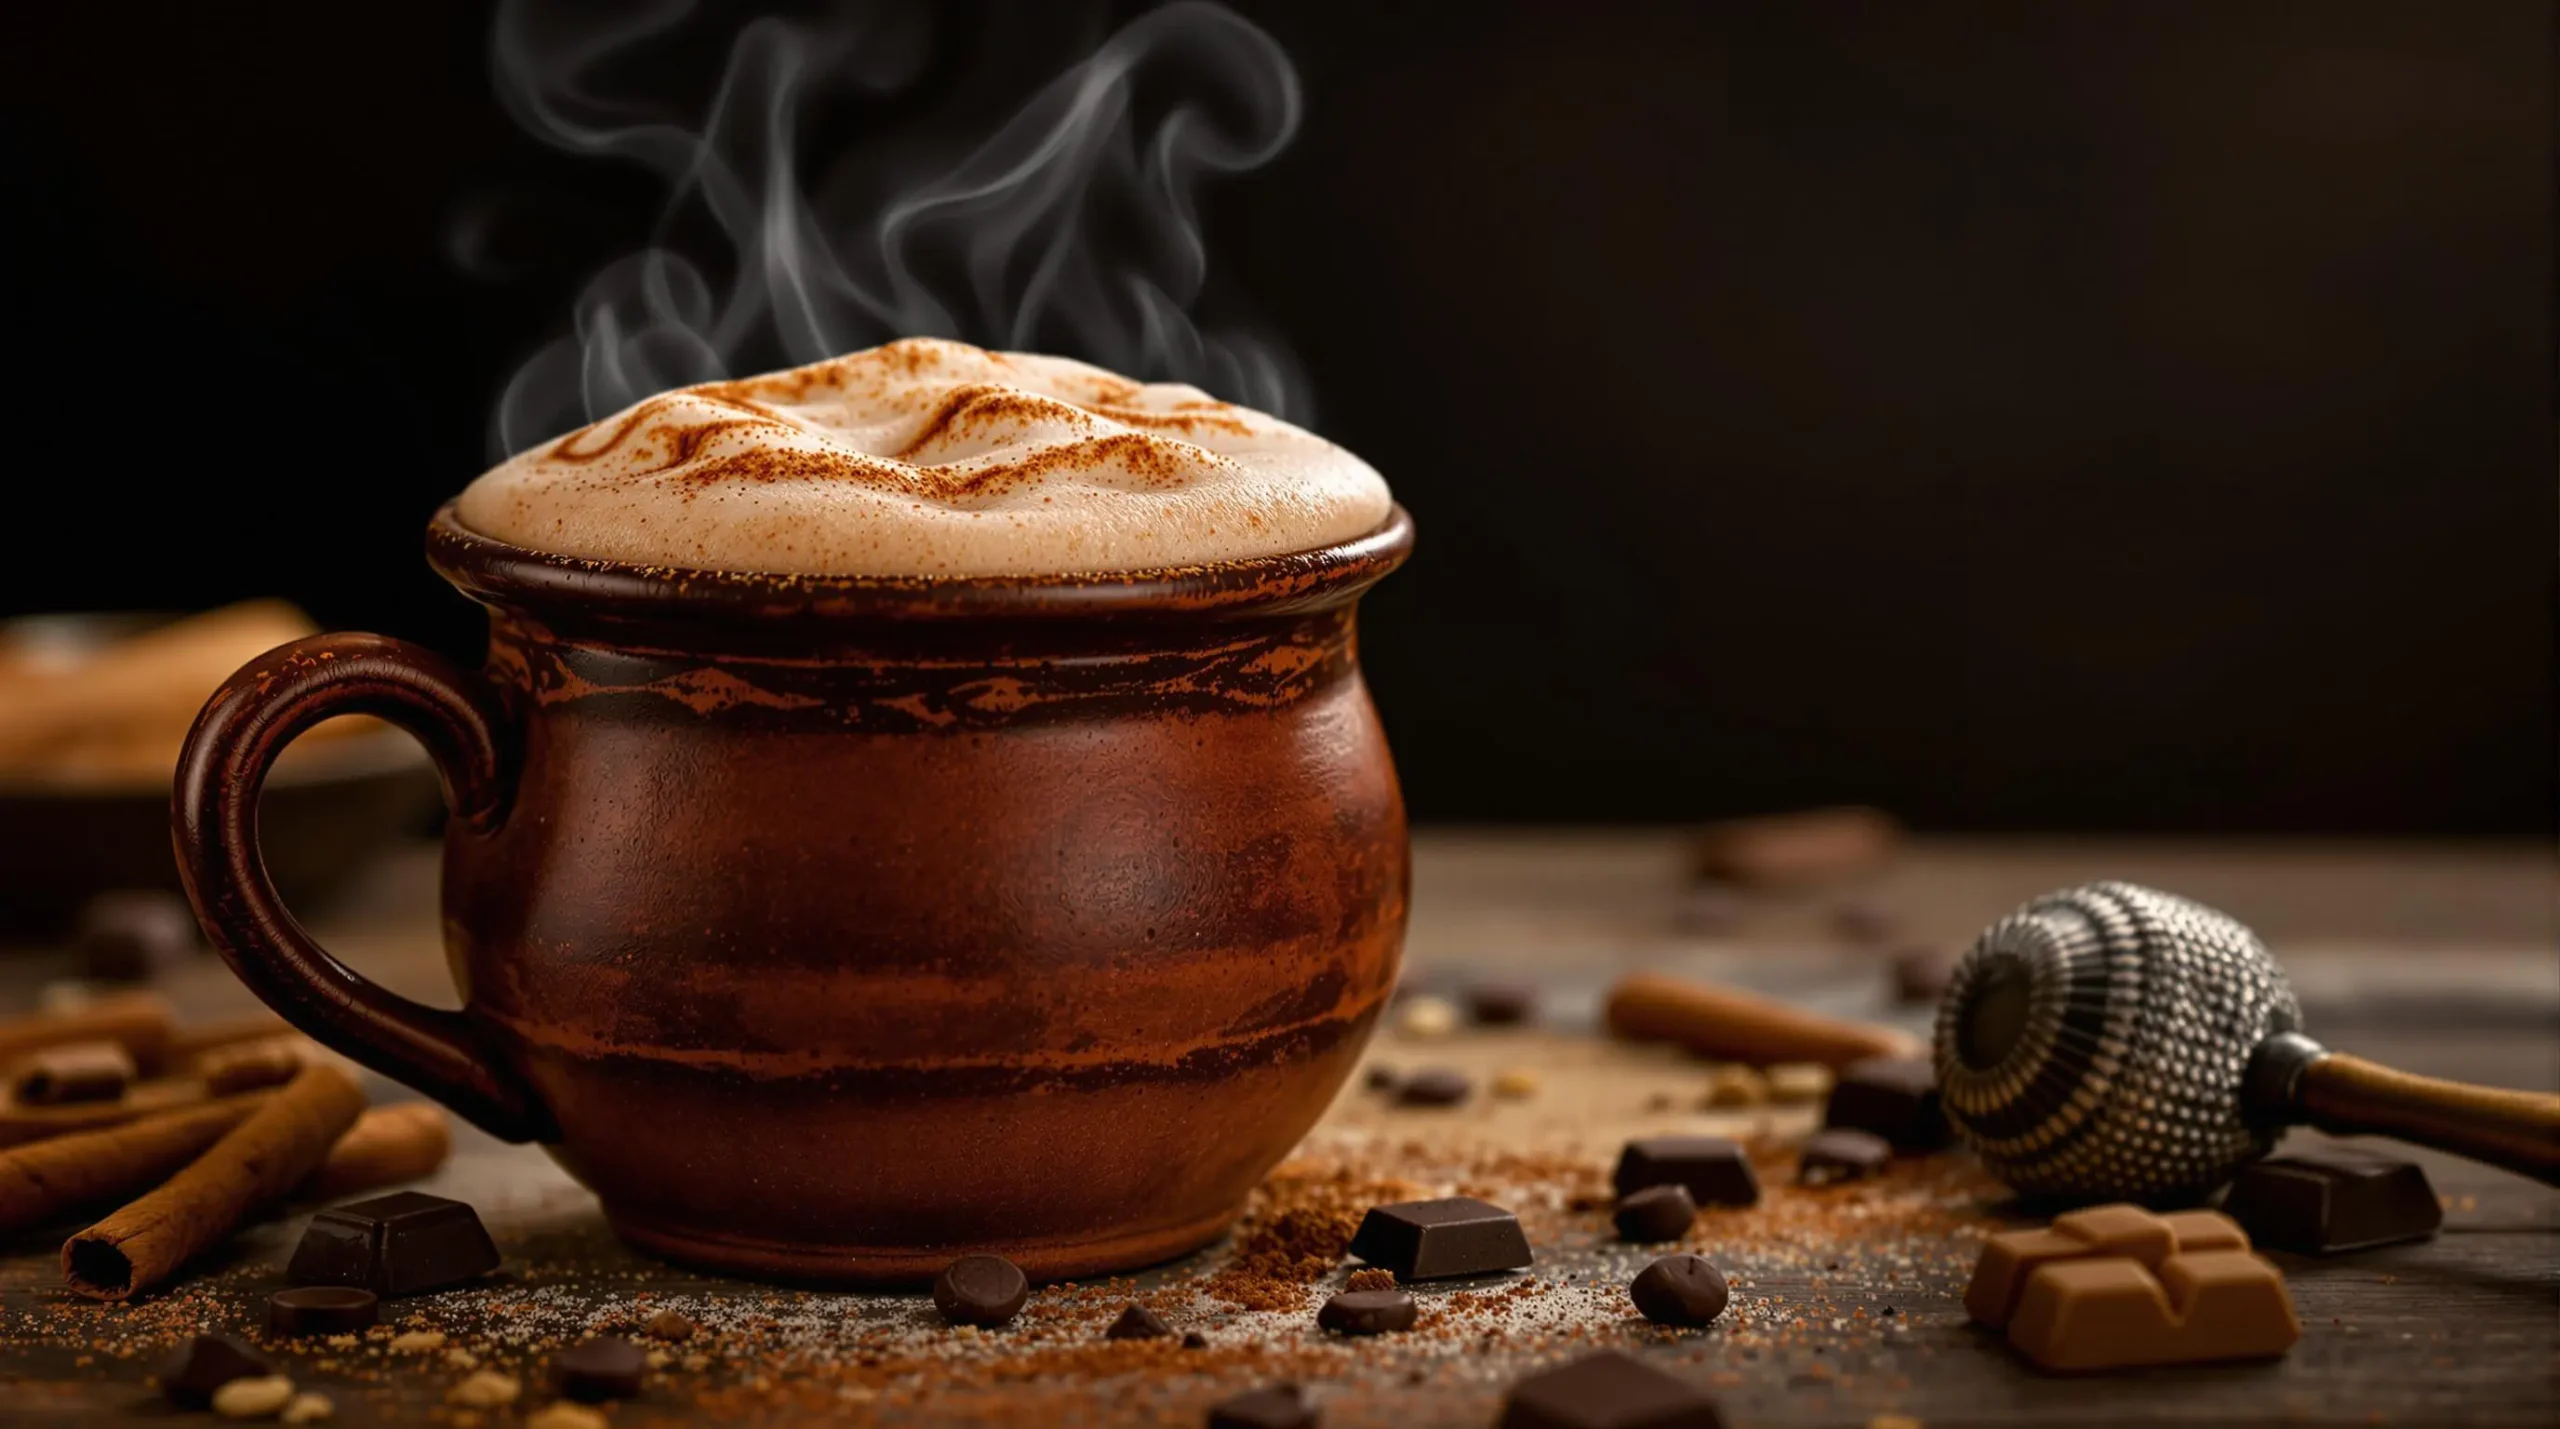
[173,502,1412,1283]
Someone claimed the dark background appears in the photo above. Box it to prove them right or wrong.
[4,1,2549,834]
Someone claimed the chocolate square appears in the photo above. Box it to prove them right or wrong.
[1612,1136,1760,1207]
[1822,1056,1948,1151]
[287,1191,499,1297]
[1346,1196,1534,1281]
[2221,1146,2442,1254]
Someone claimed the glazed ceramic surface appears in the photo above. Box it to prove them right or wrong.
[175,504,1412,1282]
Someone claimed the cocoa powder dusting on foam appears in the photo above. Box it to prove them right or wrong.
[893,384,1098,459]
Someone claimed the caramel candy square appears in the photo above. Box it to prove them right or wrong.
[2007,1249,2300,1372]
[1965,1203,2249,1328]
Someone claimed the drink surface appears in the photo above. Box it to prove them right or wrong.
[456,339,1392,577]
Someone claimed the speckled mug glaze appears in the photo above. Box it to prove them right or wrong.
[174,503,1412,1283]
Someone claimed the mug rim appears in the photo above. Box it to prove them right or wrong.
[426,501,1412,623]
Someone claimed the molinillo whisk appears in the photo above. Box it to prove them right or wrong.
[1932,882,2560,1203]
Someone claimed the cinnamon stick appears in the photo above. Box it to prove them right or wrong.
[8,1040,138,1105]
[62,1064,364,1300]
[1687,806,1903,888]
[1605,970,1920,1068]
[300,1102,452,1202]
[0,1076,227,1150]
[169,1013,294,1063]
[0,1095,269,1233]
[194,1035,324,1096]
[0,992,177,1076]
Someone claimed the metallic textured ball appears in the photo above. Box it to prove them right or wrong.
[1931,882,2302,1202]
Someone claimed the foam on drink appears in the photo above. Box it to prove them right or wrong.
[456,338,1391,577]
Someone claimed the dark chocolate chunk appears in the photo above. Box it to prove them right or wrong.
[644,1308,696,1341]
[1208,1382,1318,1429]
[1347,1196,1534,1281]
[267,1286,379,1337]
[1831,895,1897,943]
[1797,1128,1892,1186]
[1612,1136,1760,1207]
[553,1335,646,1402]
[1612,1184,1697,1243]
[72,890,201,982]
[1317,1288,1418,1336]
[158,1334,271,1409]
[1888,946,1956,1005]
[1105,1304,1172,1340]
[1497,1349,1726,1428]
[1466,982,1539,1026]
[1823,1056,1948,1151]
[1394,1066,1473,1107]
[2221,1146,2443,1254]
[1363,1065,1402,1093]
[932,1253,1029,1327]
[1181,1330,1210,1349]
[9,1040,136,1104]
[286,1191,500,1297]
[1629,1254,1731,1328]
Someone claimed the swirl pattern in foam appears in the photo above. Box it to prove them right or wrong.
[455,339,1392,578]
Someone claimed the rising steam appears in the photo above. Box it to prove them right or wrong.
[482,0,1307,459]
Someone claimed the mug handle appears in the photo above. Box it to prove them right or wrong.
[172,632,552,1143]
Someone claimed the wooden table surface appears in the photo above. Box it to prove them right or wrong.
[4,832,2555,1426]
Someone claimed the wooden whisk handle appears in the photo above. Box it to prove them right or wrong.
[2295,1052,2560,1185]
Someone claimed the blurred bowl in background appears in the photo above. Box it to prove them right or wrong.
[0,611,441,940]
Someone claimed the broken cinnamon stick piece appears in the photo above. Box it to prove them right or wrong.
[196,1035,325,1096]
[0,992,177,1076]
[9,1040,138,1105]
[62,1064,365,1300]
[299,1103,452,1203]
[1687,806,1903,888]
[0,1095,270,1233]
[1605,971,1921,1068]
[0,1077,234,1150]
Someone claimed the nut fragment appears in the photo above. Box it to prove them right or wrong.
[279,1393,335,1425]
[1396,996,1459,1040]
[448,1371,522,1409]
[1765,1062,1834,1103]
[388,1329,446,1352]
[212,1376,297,1419]
[1491,1068,1540,1099]
[526,1407,611,1429]
[644,1308,696,1342]
[1702,1064,1767,1107]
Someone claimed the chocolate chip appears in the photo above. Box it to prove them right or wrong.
[1394,1067,1473,1108]
[1888,946,1956,1004]
[1612,1184,1697,1243]
[2221,1146,2443,1254]
[1466,982,1538,1025]
[1824,1056,1948,1151]
[932,1253,1028,1327]
[1612,1136,1760,1207]
[159,1335,271,1409]
[1497,1349,1726,1427]
[1797,1128,1892,1186]
[1363,1065,1402,1093]
[1317,1289,1418,1336]
[1207,1382,1318,1428]
[1347,1197,1534,1281]
[266,1286,379,1337]
[287,1191,500,1297]
[1630,1254,1731,1328]
[1181,1330,1210,1350]
[644,1308,696,1342]
[553,1335,646,1403]
[1105,1304,1172,1340]
[72,890,200,982]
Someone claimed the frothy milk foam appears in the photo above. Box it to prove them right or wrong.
[457,339,1392,577]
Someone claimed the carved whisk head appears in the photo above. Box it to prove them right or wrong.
[1932,881,2303,1201]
